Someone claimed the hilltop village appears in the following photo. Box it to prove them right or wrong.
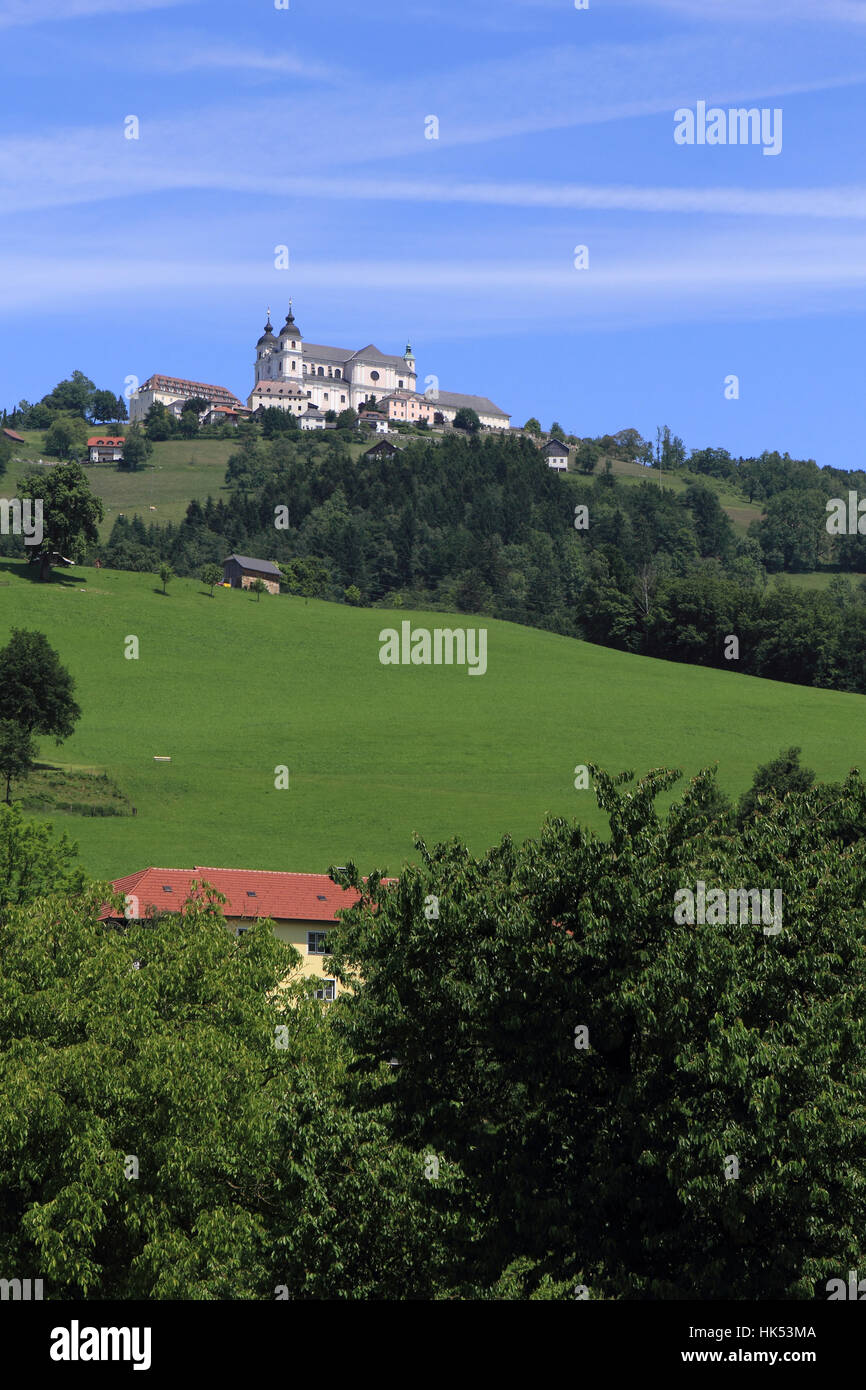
[128,303,512,434]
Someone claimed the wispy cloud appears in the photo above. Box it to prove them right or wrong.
[3,232,866,334]
[0,0,196,28]
[151,44,343,83]
[1,32,864,216]
[615,0,866,23]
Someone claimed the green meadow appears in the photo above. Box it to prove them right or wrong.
[1,558,862,882]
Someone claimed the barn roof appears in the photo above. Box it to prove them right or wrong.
[222,554,281,576]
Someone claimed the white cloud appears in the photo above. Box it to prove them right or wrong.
[151,45,343,83]
[3,233,865,336]
[0,0,196,28]
[616,0,866,23]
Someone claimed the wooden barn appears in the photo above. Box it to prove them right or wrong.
[222,553,281,594]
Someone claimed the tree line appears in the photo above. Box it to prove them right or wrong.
[1,751,863,1298]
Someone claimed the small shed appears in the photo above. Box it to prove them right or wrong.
[2,428,25,443]
[222,554,281,595]
[541,438,569,471]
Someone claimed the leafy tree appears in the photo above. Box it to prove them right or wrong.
[41,370,95,418]
[576,439,600,475]
[250,577,266,602]
[344,584,362,605]
[278,555,332,601]
[17,460,104,579]
[550,421,564,437]
[0,629,81,740]
[324,409,338,424]
[157,563,174,595]
[0,802,87,919]
[0,887,455,1297]
[453,408,481,433]
[120,426,152,472]
[144,403,176,442]
[523,418,542,436]
[90,389,122,424]
[336,408,358,430]
[737,746,816,823]
[328,763,866,1298]
[0,720,36,803]
[201,563,223,597]
[43,415,88,460]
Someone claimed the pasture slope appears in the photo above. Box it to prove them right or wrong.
[0,557,861,882]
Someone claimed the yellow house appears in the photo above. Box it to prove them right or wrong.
[104,866,364,999]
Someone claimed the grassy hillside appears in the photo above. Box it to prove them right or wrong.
[565,456,764,535]
[1,557,861,882]
[6,432,401,539]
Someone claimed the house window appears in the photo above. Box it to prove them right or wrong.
[315,979,336,1001]
[246,891,257,898]
[162,885,173,893]
[308,931,328,954]
[237,927,250,937]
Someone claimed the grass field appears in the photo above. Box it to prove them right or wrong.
[776,571,866,592]
[6,432,405,539]
[1,557,862,883]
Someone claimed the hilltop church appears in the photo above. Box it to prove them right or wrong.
[248,302,418,417]
[129,304,511,431]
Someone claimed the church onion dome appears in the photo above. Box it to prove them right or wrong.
[279,306,303,339]
[257,312,276,348]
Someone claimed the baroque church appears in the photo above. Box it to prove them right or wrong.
[248,302,417,417]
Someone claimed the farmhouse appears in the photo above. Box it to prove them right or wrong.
[101,867,365,996]
[541,438,569,471]
[222,554,281,594]
[363,439,402,461]
[88,435,125,463]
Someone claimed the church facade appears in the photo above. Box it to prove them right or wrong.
[248,304,417,418]
[247,304,510,429]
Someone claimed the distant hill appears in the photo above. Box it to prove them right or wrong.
[0,558,861,881]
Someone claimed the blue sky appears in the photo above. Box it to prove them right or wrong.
[1,0,865,465]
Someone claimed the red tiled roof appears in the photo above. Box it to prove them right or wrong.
[101,867,365,922]
[2,428,25,442]
[87,436,126,445]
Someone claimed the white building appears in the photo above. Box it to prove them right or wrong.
[129,374,244,423]
[248,304,511,429]
[248,304,417,417]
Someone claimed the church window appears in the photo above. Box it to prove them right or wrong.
[399,379,404,388]
[341,395,346,403]
[318,367,324,376]
[292,361,296,370]
[370,371,380,381]
[335,369,341,378]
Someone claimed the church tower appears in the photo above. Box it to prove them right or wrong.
[275,301,304,383]
[254,309,278,384]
